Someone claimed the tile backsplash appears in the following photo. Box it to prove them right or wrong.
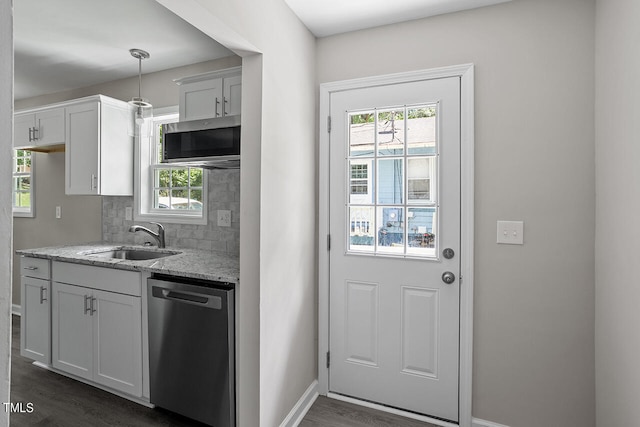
[102,169,240,256]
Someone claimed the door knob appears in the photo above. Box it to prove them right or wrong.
[442,271,456,284]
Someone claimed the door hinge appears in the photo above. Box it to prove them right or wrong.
[327,116,332,133]
[327,234,331,251]
[326,351,330,368]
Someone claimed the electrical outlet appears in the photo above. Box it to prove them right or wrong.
[125,207,133,221]
[497,220,524,245]
[55,206,61,219]
[217,210,231,227]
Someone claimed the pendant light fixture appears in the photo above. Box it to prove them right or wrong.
[129,48,152,125]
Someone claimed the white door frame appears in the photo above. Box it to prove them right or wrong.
[318,64,474,427]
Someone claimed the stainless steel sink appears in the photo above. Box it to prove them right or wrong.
[85,248,181,261]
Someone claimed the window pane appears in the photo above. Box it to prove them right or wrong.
[190,190,203,210]
[156,169,171,187]
[407,106,436,155]
[190,168,203,187]
[349,112,375,157]
[407,207,437,257]
[349,206,375,252]
[377,207,404,254]
[155,189,170,209]
[377,109,404,156]
[407,157,435,203]
[377,158,403,205]
[349,160,373,204]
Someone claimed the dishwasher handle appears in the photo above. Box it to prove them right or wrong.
[151,285,222,309]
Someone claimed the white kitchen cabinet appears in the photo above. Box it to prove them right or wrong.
[176,66,242,121]
[14,107,66,149]
[51,262,143,397]
[65,95,133,196]
[20,256,52,364]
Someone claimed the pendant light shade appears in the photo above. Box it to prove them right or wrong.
[129,48,152,125]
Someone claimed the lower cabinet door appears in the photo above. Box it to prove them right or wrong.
[51,282,93,380]
[20,277,51,364]
[92,289,142,396]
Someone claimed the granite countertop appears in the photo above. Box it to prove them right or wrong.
[16,242,239,284]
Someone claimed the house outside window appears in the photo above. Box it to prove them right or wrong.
[135,108,207,224]
[13,149,34,217]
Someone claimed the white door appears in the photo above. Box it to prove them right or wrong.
[52,282,93,380]
[20,277,50,364]
[92,289,142,396]
[329,77,461,422]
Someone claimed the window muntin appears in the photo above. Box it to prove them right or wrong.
[347,104,438,258]
[13,149,34,217]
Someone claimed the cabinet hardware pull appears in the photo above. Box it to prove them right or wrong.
[40,286,47,304]
[90,174,97,190]
[32,127,39,141]
[215,97,220,117]
[91,297,97,315]
[23,266,38,271]
[28,127,33,142]
[84,295,91,315]
[223,97,228,116]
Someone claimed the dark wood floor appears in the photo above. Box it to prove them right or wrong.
[10,315,436,426]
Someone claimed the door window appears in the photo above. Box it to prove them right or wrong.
[347,105,438,258]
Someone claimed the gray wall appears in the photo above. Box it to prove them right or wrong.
[12,153,103,305]
[0,0,13,424]
[317,0,596,426]
[595,0,640,426]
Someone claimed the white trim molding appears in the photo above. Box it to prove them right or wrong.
[472,418,511,427]
[279,380,319,427]
[318,63,475,426]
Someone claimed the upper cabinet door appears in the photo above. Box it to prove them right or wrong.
[36,108,66,146]
[223,75,242,117]
[14,113,36,148]
[65,102,100,195]
[180,78,224,121]
[13,107,65,149]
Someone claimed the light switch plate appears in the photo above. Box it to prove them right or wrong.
[497,220,524,245]
[217,210,231,227]
[125,207,133,221]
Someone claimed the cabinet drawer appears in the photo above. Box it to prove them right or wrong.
[52,261,142,296]
[20,257,51,280]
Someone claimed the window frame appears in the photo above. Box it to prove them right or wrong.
[134,107,208,225]
[12,149,35,218]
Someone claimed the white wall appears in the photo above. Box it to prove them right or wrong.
[594,1,640,426]
[317,0,595,426]
[157,1,317,426]
[0,0,12,425]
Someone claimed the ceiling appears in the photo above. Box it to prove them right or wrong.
[14,0,511,101]
[283,0,511,37]
[13,0,234,100]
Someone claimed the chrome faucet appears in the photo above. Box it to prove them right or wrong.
[129,222,166,248]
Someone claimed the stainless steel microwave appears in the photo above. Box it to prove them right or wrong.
[161,116,240,169]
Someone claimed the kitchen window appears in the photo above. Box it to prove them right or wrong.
[135,108,208,224]
[13,149,34,217]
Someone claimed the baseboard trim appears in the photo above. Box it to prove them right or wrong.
[279,380,319,427]
[12,304,21,316]
[327,393,458,427]
[472,418,511,427]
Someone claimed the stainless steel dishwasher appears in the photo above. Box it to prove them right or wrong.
[147,275,235,426]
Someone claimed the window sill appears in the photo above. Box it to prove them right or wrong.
[134,211,206,226]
